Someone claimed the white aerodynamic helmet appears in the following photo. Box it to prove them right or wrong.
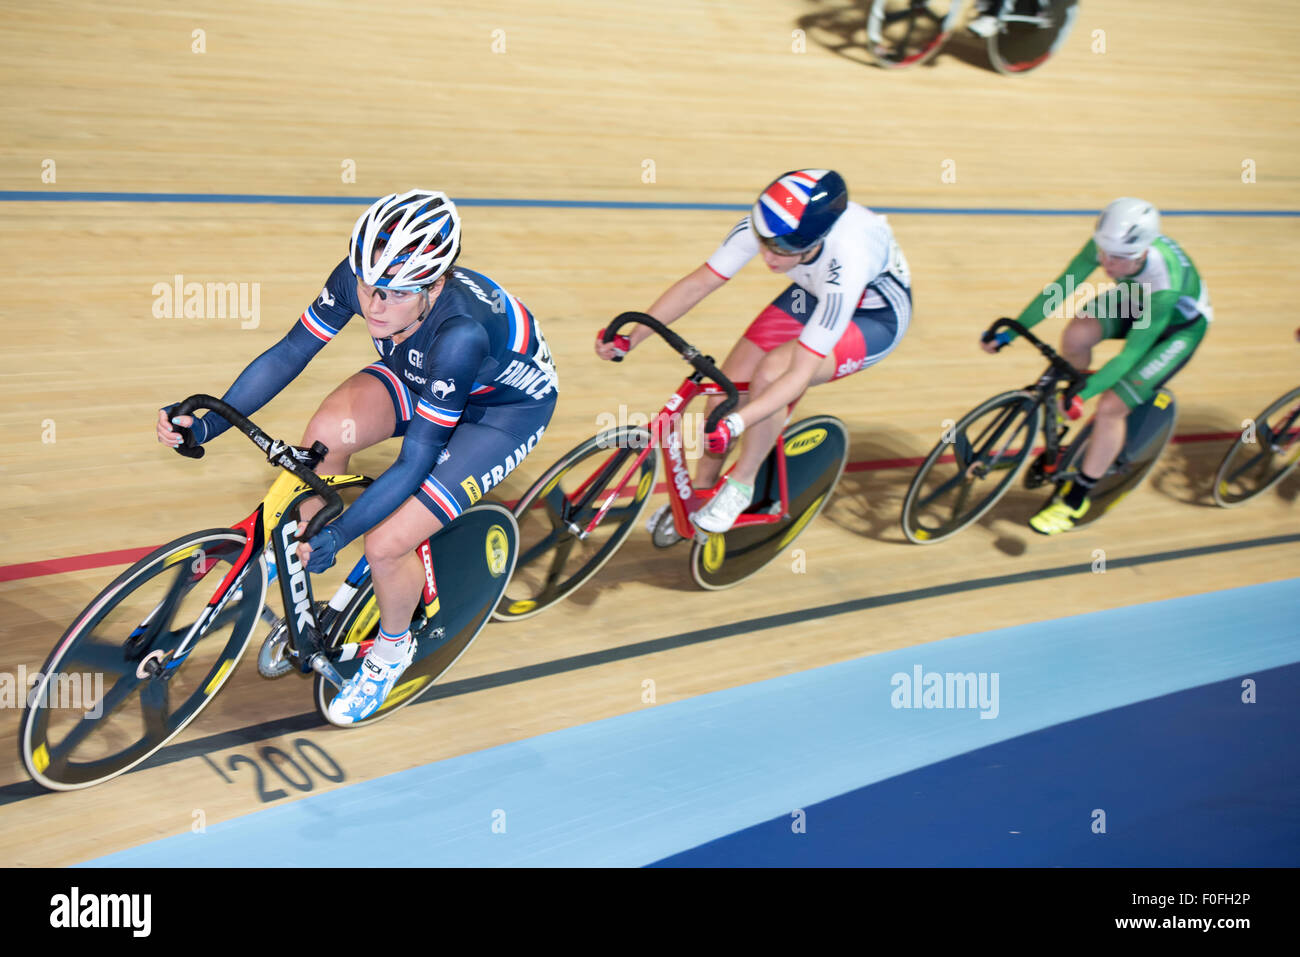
[1093,197,1160,259]
[349,189,461,289]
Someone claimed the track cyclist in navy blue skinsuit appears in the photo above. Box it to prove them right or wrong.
[157,190,558,724]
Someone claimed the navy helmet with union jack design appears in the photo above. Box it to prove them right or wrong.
[750,169,848,255]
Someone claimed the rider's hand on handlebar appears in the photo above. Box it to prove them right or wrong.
[299,525,344,574]
[595,327,631,362]
[980,330,1011,354]
[157,406,193,448]
[706,413,745,454]
[1060,393,1084,421]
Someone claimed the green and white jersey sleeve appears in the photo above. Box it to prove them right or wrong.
[1010,236,1211,401]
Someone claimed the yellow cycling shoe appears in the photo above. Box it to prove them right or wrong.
[1029,497,1090,535]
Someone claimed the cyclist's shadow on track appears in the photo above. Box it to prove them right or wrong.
[796,0,994,73]
[1151,405,1265,509]
[822,427,922,543]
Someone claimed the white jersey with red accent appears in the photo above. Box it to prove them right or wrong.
[705,202,911,357]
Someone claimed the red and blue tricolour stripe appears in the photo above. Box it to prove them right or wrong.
[299,306,342,343]
[753,170,825,239]
[419,476,462,520]
[476,273,532,355]
[364,362,413,421]
[415,398,461,429]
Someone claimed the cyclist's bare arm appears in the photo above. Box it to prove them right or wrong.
[596,264,726,358]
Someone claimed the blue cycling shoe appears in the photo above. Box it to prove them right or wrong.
[327,639,417,725]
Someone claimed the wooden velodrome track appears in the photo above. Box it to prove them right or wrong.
[0,0,1296,865]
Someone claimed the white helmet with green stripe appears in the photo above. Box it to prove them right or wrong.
[1094,197,1160,259]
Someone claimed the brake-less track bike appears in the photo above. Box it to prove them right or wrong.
[492,312,849,620]
[1212,335,1300,508]
[867,0,1079,74]
[20,395,517,790]
[901,318,1179,543]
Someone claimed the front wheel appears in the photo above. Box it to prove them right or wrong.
[492,426,658,621]
[902,390,1044,544]
[987,0,1078,75]
[20,528,265,790]
[1212,386,1300,508]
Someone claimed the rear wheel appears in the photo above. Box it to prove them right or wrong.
[987,0,1078,75]
[1055,390,1179,527]
[866,0,963,69]
[1212,386,1300,508]
[20,529,264,790]
[902,391,1044,544]
[689,416,849,589]
[315,504,519,726]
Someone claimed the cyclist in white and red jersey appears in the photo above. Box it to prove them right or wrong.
[596,169,911,535]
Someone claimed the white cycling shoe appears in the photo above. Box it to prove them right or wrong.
[690,479,754,534]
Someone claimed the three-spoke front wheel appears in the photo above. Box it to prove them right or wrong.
[902,390,1044,544]
[1212,387,1300,508]
[20,529,264,790]
[493,426,658,621]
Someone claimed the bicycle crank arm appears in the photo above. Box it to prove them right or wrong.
[307,652,345,691]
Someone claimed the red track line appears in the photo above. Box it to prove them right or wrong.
[0,430,1244,585]
[0,546,158,584]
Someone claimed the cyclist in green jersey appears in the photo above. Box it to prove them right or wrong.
[984,198,1212,534]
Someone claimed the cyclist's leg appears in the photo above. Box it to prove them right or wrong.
[1061,310,1121,478]
[1060,314,1104,373]
[366,398,555,633]
[1081,320,1204,480]
[1035,319,1204,532]
[731,275,910,485]
[726,340,837,485]
[298,364,408,522]
[692,285,803,492]
[1078,390,1129,479]
[692,336,766,492]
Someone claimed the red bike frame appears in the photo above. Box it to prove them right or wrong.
[565,376,793,541]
